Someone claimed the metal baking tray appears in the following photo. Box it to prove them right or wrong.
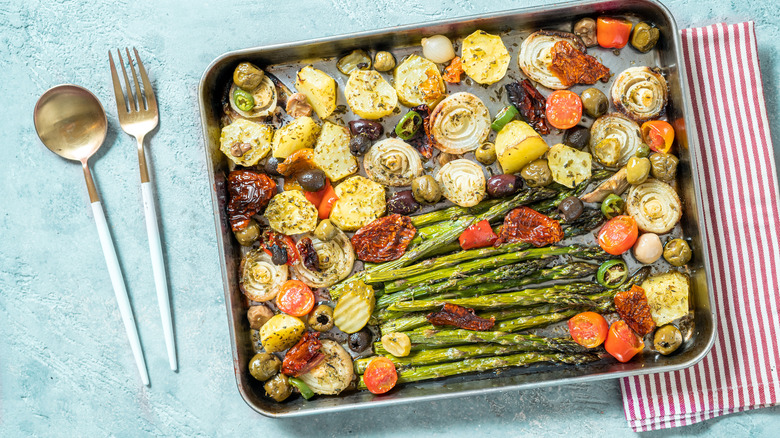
[198,0,716,417]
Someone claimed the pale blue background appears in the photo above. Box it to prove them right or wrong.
[1,0,778,436]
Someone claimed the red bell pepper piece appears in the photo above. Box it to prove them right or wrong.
[597,17,633,49]
[317,182,338,220]
[458,219,498,250]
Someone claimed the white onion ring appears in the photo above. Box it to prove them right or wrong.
[239,250,288,302]
[611,67,668,122]
[364,138,423,187]
[298,340,354,395]
[430,92,491,155]
[229,75,277,118]
[518,31,586,90]
[626,179,682,234]
[435,159,486,207]
[589,113,643,168]
[291,231,355,288]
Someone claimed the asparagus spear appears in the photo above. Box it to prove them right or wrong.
[356,352,600,387]
[410,199,502,228]
[404,329,587,351]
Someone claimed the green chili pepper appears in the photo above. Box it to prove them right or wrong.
[287,376,315,400]
[635,143,651,158]
[395,111,423,140]
[596,259,628,288]
[491,105,519,132]
[601,193,625,219]
[233,88,255,111]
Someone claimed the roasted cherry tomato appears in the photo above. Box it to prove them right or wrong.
[597,17,633,49]
[597,215,639,255]
[276,280,315,317]
[458,219,498,250]
[363,356,398,394]
[545,90,582,130]
[568,311,609,348]
[641,120,675,153]
[605,320,644,363]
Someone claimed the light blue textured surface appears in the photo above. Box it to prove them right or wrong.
[1,0,779,436]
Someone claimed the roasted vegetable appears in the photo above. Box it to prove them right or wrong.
[297,169,326,192]
[597,215,638,255]
[229,75,277,119]
[430,92,491,154]
[260,314,306,353]
[631,22,660,53]
[345,69,398,119]
[313,122,359,182]
[219,119,273,166]
[234,218,260,246]
[333,279,376,333]
[348,119,383,140]
[486,174,521,198]
[573,18,597,47]
[240,250,289,303]
[589,113,643,168]
[654,324,682,355]
[546,90,583,130]
[329,176,386,231]
[337,49,371,75]
[505,79,549,135]
[264,373,293,402]
[549,41,610,87]
[580,87,609,119]
[547,143,592,189]
[642,120,675,153]
[227,170,277,232]
[520,159,553,188]
[461,30,511,84]
[272,116,321,159]
[633,232,663,264]
[373,51,396,72]
[427,303,495,331]
[614,285,656,336]
[596,259,628,288]
[518,30,586,90]
[650,152,679,181]
[563,125,591,149]
[364,138,423,187]
[363,357,398,394]
[308,305,335,332]
[597,17,633,49]
[442,56,464,83]
[295,65,337,119]
[601,193,625,219]
[233,62,265,90]
[663,238,692,266]
[282,332,324,377]
[411,175,442,204]
[285,92,313,118]
[458,219,498,250]
[436,159,487,207]
[568,311,608,348]
[249,353,281,382]
[625,179,681,234]
[496,206,564,247]
[641,271,689,326]
[580,167,629,203]
[494,120,549,174]
[298,340,354,395]
[605,320,643,363]
[265,190,318,235]
[394,54,446,108]
[387,190,421,215]
[475,142,497,165]
[626,156,651,185]
[248,305,274,330]
[351,214,416,263]
[611,67,668,122]
[349,134,372,157]
[291,230,355,288]
[381,332,412,357]
[558,196,584,221]
[421,34,456,63]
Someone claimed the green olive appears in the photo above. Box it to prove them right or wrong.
[264,373,293,402]
[635,143,651,158]
[580,88,609,118]
[653,324,682,355]
[233,62,265,90]
[337,49,372,75]
[520,159,552,187]
[411,175,442,204]
[234,219,260,246]
[663,238,692,266]
[626,156,651,185]
[594,138,621,167]
[475,142,497,165]
[307,304,334,332]
[249,352,281,382]
[650,153,679,181]
[373,51,396,72]
[314,219,337,241]
[631,22,660,53]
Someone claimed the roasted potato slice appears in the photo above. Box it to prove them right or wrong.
[272,116,321,159]
[461,30,511,85]
[313,122,359,182]
[344,70,398,119]
[394,54,446,107]
[295,65,337,119]
[329,176,386,231]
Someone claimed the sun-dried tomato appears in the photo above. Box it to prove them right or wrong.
[505,80,549,135]
[614,285,657,336]
[227,170,277,231]
[442,56,464,83]
[282,332,325,377]
[297,237,320,272]
[496,206,564,247]
[549,41,611,87]
[351,214,417,263]
[263,231,299,265]
[426,303,495,331]
[407,104,435,159]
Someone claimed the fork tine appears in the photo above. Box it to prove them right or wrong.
[133,47,157,113]
[109,51,128,114]
[126,48,145,111]
[117,49,137,111]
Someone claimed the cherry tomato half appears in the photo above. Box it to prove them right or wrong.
[597,17,633,49]
[605,320,644,363]
[568,311,609,348]
[459,219,498,250]
[641,120,675,153]
[597,215,639,255]
[363,356,398,394]
[276,280,315,317]
[546,90,582,130]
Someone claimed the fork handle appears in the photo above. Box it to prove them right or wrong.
[142,181,177,371]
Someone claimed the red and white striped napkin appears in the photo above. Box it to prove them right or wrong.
[620,21,780,432]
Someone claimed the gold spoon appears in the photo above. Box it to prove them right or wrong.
[33,84,150,386]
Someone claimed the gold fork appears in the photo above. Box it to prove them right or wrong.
[109,48,177,372]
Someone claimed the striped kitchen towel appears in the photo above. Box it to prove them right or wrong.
[620,21,780,432]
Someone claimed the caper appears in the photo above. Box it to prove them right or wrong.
[234,219,260,246]
[520,159,552,187]
[631,22,660,53]
[308,304,334,332]
[635,143,651,158]
[349,134,372,157]
[558,196,584,222]
[593,138,621,167]
[475,142,497,165]
[233,62,265,90]
[337,49,372,75]
[297,169,327,192]
[663,238,692,267]
[249,352,281,382]
[264,373,293,402]
[653,324,682,355]
[580,88,609,118]
[373,51,396,72]
[314,219,337,241]
[411,175,442,204]
[650,153,679,181]
[626,156,651,185]
[563,126,591,150]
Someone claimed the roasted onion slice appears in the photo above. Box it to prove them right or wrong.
[435,159,486,207]
[430,92,491,154]
[626,179,682,234]
[298,339,354,395]
[589,114,643,168]
[239,250,288,302]
[229,74,277,119]
[518,30,586,90]
[611,67,668,122]
[291,230,355,288]
[364,138,423,187]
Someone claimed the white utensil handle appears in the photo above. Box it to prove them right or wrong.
[91,201,150,386]
[141,182,177,371]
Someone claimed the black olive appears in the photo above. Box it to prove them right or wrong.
[347,328,372,353]
[268,243,288,265]
[387,190,421,215]
[562,126,591,150]
[349,134,372,157]
[486,174,521,198]
[297,169,326,192]
[558,196,584,222]
[348,119,384,140]
[264,156,283,177]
